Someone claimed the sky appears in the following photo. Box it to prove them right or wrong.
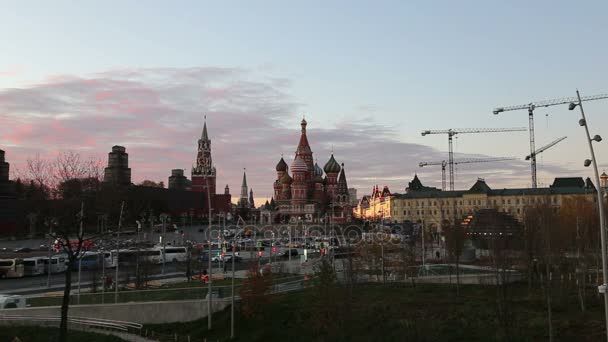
[1,1,608,203]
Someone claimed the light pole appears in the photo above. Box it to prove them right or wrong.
[45,217,57,288]
[570,90,608,341]
[160,214,169,275]
[230,236,236,339]
[115,201,124,304]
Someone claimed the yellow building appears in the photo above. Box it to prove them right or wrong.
[355,175,596,233]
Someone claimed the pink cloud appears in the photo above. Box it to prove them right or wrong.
[0,67,578,199]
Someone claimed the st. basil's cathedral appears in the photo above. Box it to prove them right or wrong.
[268,118,352,224]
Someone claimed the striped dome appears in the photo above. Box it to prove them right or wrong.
[291,157,308,173]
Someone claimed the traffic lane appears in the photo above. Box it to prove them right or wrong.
[0,259,257,293]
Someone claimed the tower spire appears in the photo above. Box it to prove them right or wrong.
[201,115,208,140]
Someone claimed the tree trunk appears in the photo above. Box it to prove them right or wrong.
[60,259,73,342]
[545,262,553,342]
[455,256,460,296]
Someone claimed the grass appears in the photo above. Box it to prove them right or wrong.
[144,282,606,342]
[28,274,302,307]
[0,326,126,342]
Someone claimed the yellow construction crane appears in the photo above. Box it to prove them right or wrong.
[419,157,518,191]
[421,128,526,191]
[493,92,608,188]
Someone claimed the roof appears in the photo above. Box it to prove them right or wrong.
[406,175,440,193]
[551,177,585,188]
[468,179,492,194]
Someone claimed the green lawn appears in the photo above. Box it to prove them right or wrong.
[28,275,302,307]
[144,282,606,342]
[0,326,126,342]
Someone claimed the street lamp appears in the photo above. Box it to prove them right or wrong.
[570,90,608,341]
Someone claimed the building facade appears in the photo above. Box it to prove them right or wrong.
[355,175,596,233]
[271,119,352,224]
[0,150,17,234]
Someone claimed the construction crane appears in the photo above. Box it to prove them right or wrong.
[493,92,608,188]
[419,157,518,191]
[420,128,526,191]
[525,136,567,160]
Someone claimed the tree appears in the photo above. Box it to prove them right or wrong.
[138,180,164,188]
[558,197,598,312]
[310,258,341,340]
[239,262,273,319]
[445,223,466,295]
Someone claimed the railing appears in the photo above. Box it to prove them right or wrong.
[0,314,143,335]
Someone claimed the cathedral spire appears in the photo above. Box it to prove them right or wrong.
[249,188,255,208]
[201,115,209,141]
[239,168,249,208]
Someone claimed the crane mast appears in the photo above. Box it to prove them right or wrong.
[419,157,517,191]
[493,92,608,188]
[421,128,526,191]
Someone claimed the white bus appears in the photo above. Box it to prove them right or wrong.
[23,257,46,276]
[162,246,188,263]
[142,248,163,264]
[0,259,24,279]
[42,255,68,274]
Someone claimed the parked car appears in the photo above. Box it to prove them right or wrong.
[0,295,26,309]
[153,224,178,233]
[13,247,32,253]
[281,249,299,258]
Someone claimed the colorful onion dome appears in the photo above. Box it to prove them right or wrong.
[276,157,288,172]
[323,154,341,174]
[281,173,293,184]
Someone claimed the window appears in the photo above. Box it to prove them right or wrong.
[507,199,511,204]
[493,200,496,205]
[502,199,505,204]
[516,199,520,205]
[447,209,450,214]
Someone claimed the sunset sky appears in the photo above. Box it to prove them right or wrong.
[1,1,608,203]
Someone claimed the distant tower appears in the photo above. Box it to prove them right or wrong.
[225,184,230,195]
[249,188,255,209]
[168,169,188,191]
[191,117,217,195]
[103,146,132,186]
[238,170,249,208]
[0,150,9,183]
[601,172,608,188]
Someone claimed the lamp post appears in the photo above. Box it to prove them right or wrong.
[570,90,608,341]
[160,214,169,275]
[44,217,57,288]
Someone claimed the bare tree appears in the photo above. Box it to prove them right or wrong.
[25,153,54,189]
[445,223,465,295]
[53,151,88,185]
[51,199,109,342]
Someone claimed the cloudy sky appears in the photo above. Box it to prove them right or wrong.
[1,1,608,203]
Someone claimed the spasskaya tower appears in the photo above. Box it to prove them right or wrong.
[191,117,216,195]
